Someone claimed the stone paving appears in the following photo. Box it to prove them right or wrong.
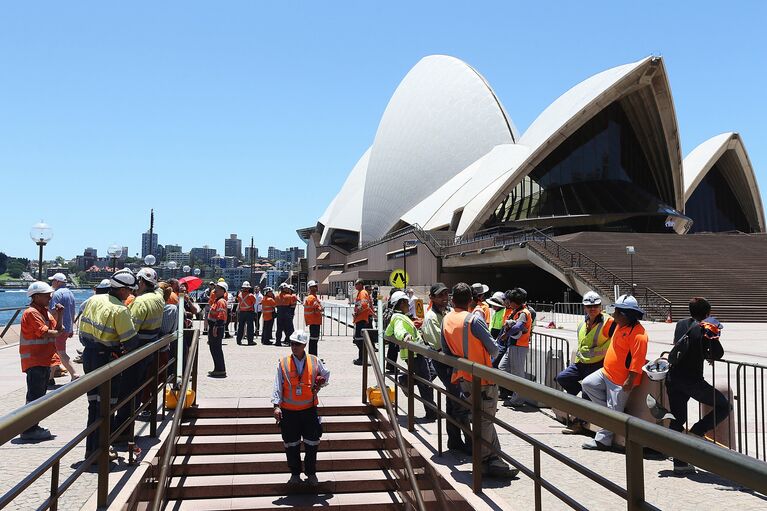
[0,313,765,510]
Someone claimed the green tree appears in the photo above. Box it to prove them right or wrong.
[0,252,7,274]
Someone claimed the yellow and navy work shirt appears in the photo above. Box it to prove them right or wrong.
[575,312,615,364]
[128,288,166,345]
[79,294,137,348]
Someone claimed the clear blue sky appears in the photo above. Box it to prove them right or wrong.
[2,1,765,261]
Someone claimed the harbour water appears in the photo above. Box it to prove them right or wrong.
[0,289,92,326]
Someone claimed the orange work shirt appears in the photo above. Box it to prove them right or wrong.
[124,294,135,306]
[167,292,179,305]
[353,289,372,323]
[262,297,276,321]
[601,323,648,387]
[304,294,322,326]
[208,297,228,322]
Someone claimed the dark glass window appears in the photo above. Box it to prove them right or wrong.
[485,101,679,232]
[686,163,753,233]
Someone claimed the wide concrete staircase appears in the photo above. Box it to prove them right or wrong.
[134,398,472,510]
[553,231,767,322]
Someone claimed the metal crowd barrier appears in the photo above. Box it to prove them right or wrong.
[0,330,200,510]
[367,331,767,510]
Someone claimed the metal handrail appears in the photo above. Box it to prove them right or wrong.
[150,329,200,511]
[361,333,427,511]
[384,335,767,507]
[0,331,182,509]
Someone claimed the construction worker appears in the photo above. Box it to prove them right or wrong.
[253,286,263,336]
[421,283,471,453]
[236,281,257,345]
[18,281,62,441]
[352,279,372,365]
[261,287,276,345]
[556,291,615,435]
[485,291,507,339]
[471,283,492,325]
[272,331,330,485]
[116,268,165,430]
[303,280,323,356]
[441,283,517,478]
[202,281,215,335]
[80,269,138,461]
[48,273,80,381]
[581,294,648,450]
[387,291,437,421]
[498,288,533,407]
[666,297,728,474]
[207,281,229,377]
[274,284,296,346]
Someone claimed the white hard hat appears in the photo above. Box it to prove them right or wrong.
[27,281,54,297]
[136,267,158,286]
[290,330,309,344]
[643,358,669,381]
[96,279,111,289]
[216,281,229,292]
[486,291,506,308]
[48,272,67,283]
[110,269,138,289]
[264,287,274,294]
[471,283,490,295]
[390,290,409,306]
[582,291,602,305]
[241,281,252,288]
[308,280,318,288]
[613,294,645,316]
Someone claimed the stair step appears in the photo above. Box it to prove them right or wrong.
[187,404,374,419]
[162,491,407,510]
[176,432,394,456]
[166,470,414,499]
[182,415,379,436]
[171,450,415,476]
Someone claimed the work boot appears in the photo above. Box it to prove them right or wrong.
[20,427,52,442]
[352,359,363,366]
[287,474,302,484]
[305,474,319,485]
[482,456,519,478]
[673,460,696,475]
[562,421,587,435]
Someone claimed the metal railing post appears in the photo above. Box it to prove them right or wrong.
[150,353,159,437]
[437,391,442,456]
[97,380,111,507]
[533,446,542,511]
[50,460,60,511]
[407,350,415,432]
[472,376,482,494]
[625,437,645,510]
[362,339,369,404]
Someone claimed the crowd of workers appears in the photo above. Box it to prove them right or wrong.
[16,269,731,480]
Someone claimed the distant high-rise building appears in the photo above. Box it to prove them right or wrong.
[166,244,182,254]
[191,246,217,265]
[142,231,158,258]
[245,246,259,261]
[76,247,98,271]
[268,246,280,261]
[267,246,304,263]
[121,246,129,261]
[225,234,242,259]
[167,252,191,265]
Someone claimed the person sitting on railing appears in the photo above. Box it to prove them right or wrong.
[555,291,615,435]
[497,288,533,408]
[272,331,330,486]
[441,283,518,478]
[581,295,648,451]
[421,282,472,454]
[385,291,437,422]
[666,297,728,475]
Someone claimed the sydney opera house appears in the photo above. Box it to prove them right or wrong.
[298,55,765,321]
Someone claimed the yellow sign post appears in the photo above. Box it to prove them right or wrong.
[389,268,409,288]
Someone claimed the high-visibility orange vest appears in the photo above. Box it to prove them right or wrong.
[279,354,319,411]
[478,301,491,325]
[512,307,532,347]
[19,305,57,373]
[208,298,227,321]
[237,292,256,312]
[304,294,322,326]
[354,289,371,323]
[442,310,492,385]
[262,297,276,321]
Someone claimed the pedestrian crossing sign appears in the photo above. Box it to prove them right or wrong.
[389,269,409,288]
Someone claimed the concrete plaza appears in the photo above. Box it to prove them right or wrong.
[0,313,765,510]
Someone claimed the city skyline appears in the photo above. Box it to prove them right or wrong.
[2,2,765,260]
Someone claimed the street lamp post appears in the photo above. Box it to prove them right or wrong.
[108,244,123,272]
[30,221,53,280]
[167,260,178,278]
[402,239,419,290]
[193,268,201,277]
[625,246,636,296]
[144,254,156,267]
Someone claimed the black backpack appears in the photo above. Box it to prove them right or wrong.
[668,320,700,367]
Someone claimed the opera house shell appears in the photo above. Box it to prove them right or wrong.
[307,54,764,278]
